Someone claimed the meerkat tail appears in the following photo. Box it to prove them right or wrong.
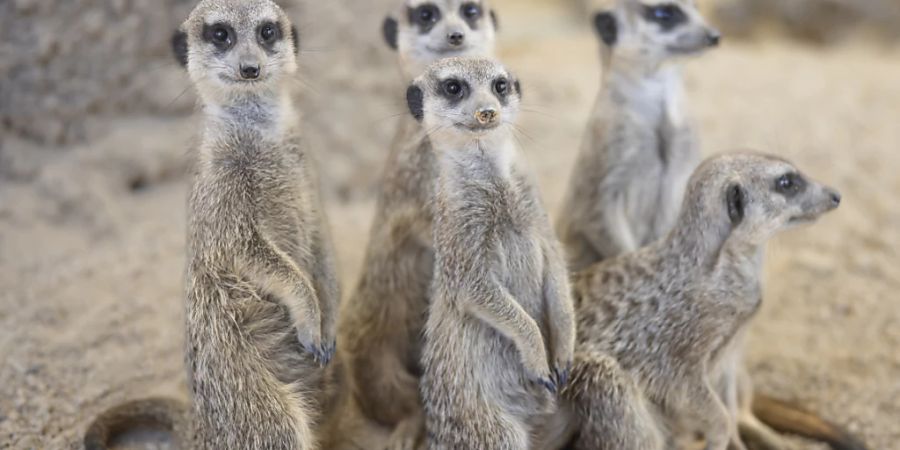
[751,393,869,450]
[83,397,190,450]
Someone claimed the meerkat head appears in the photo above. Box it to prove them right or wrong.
[593,0,719,68]
[406,57,521,151]
[383,0,499,78]
[682,152,841,248]
[171,0,300,104]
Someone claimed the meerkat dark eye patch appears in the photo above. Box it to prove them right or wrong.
[257,21,283,52]
[493,78,510,103]
[172,29,188,68]
[726,184,746,226]
[460,2,483,30]
[407,85,425,122]
[439,79,468,102]
[593,12,618,46]
[383,16,399,50]
[774,172,806,198]
[291,26,300,55]
[202,23,236,51]
[408,4,441,34]
[201,23,237,52]
[642,4,687,31]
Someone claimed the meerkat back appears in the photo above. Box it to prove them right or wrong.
[175,0,340,448]
[557,0,719,271]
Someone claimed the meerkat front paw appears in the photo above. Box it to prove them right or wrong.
[297,328,331,367]
[523,352,556,393]
[552,360,572,390]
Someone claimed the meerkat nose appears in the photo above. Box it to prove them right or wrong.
[475,108,498,125]
[706,30,721,47]
[240,64,261,80]
[448,32,465,46]
[828,189,842,207]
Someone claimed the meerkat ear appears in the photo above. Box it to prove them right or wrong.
[291,26,300,55]
[514,79,522,99]
[593,11,618,46]
[383,16,399,50]
[172,29,189,68]
[407,85,424,122]
[726,184,747,226]
[491,10,500,31]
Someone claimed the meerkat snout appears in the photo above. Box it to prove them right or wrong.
[240,63,261,80]
[448,30,466,46]
[476,107,498,125]
[706,29,722,46]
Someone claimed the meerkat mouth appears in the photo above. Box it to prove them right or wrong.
[788,214,820,225]
[666,45,709,55]
[427,45,469,55]
[454,122,501,133]
[218,74,270,85]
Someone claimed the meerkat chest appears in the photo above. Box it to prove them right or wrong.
[490,183,546,302]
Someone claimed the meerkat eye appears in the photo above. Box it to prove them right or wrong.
[493,78,509,97]
[442,79,465,99]
[213,28,229,43]
[416,4,440,25]
[259,22,280,44]
[461,3,482,19]
[203,23,235,50]
[774,172,806,197]
[643,4,686,29]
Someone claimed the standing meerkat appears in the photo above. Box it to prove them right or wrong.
[409,57,575,450]
[337,1,498,448]
[562,152,853,450]
[178,0,339,448]
[557,0,720,271]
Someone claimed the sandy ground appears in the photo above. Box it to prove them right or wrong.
[1,0,899,448]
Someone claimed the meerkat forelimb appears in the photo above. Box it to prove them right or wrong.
[557,0,720,271]
[406,57,575,450]
[338,2,499,449]
[173,1,340,448]
[564,152,842,450]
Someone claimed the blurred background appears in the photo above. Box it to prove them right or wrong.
[1,0,898,448]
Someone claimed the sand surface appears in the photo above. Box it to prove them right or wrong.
[1,0,899,448]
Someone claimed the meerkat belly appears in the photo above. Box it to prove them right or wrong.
[424,301,549,414]
[495,229,546,321]
[625,146,669,246]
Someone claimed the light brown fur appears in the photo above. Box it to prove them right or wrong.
[561,152,842,450]
[337,3,497,449]
[412,57,575,450]
[181,1,339,448]
[557,0,719,271]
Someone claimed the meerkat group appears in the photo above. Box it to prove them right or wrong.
[81,0,868,450]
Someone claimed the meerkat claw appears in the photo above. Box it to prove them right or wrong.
[554,364,571,389]
[536,377,558,394]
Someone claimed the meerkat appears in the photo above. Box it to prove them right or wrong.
[560,152,848,450]
[172,0,340,448]
[336,2,498,448]
[383,0,500,80]
[404,57,574,450]
[556,0,720,272]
